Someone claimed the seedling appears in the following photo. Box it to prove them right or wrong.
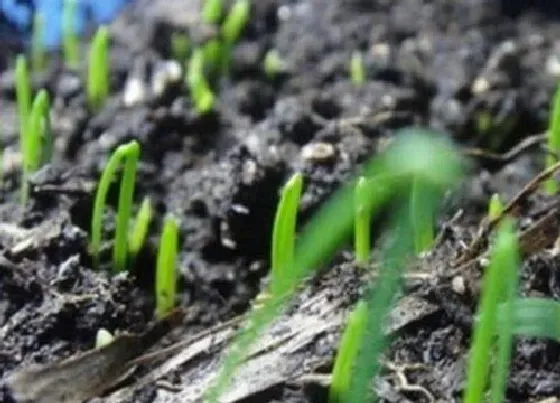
[31,13,46,73]
[264,49,282,79]
[350,50,365,86]
[464,219,519,403]
[221,0,250,45]
[488,193,504,221]
[62,0,80,69]
[27,89,53,171]
[202,0,223,24]
[187,49,215,114]
[329,301,368,403]
[354,176,371,265]
[205,130,463,402]
[544,82,560,194]
[90,140,140,272]
[171,32,190,62]
[271,172,303,296]
[155,214,179,319]
[410,176,435,254]
[87,25,110,112]
[129,197,153,259]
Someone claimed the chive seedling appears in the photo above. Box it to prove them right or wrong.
[350,50,365,86]
[187,49,215,114]
[410,176,435,254]
[544,82,560,194]
[87,25,110,112]
[62,0,80,69]
[221,0,250,45]
[90,140,140,271]
[27,89,52,170]
[202,0,223,24]
[464,219,519,403]
[329,301,368,403]
[155,214,179,319]
[354,176,371,265]
[129,197,153,259]
[271,172,303,296]
[16,55,32,202]
[31,13,46,73]
[488,193,504,221]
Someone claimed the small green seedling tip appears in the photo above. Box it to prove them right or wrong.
[90,140,140,272]
[329,301,368,403]
[488,193,504,221]
[156,214,179,319]
[171,32,190,62]
[271,172,303,296]
[264,49,282,79]
[32,13,46,73]
[63,0,80,69]
[87,25,110,112]
[354,176,371,265]
[350,50,365,85]
[187,49,215,114]
[545,82,560,194]
[221,0,250,45]
[129,197,153,259]
[202,0,223,24]
[410,176,435,254]
[464,218,519,403]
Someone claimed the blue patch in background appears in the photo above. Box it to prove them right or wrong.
[1,0,131,48]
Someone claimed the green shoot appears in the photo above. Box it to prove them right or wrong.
[62,0,80,69]
[464,219,519,403]
[271,172,303,296]
[507,297,560,342]
[129,197,153,259]
[544,82,560,194]
[87,25,110,112]
[90,140,140,272]
[155,214,179,319]
[204,129,463,402]
[31,13,46,73]
[329,301,368,403]
[202,0,223,24]
[221,0,250,45]
[202,38,223,73]
[350,50,365,86]
[354,176,371,265]
[488,193,504,221]
[410,176,435,254]
[264,49,282,79]
[27,89,52,171]
[187,49,215,114]
[171,32,190,62]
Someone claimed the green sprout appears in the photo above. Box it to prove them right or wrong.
[350,50,365,86]
[202,0,223,24]
[271,172,303,295]
[202,38,223,73]
[155,214,179,319]
[204,130,463,402]
[187,49,215,114]
[62,0,80,69]
[90,140,140,272]
[488,193,504,221]
[31,13,46,73]
[410,176,435,254]
[221,0,250,45]
[263,49,282,79]
[354,176,371,265]
[544,82,560,194]
[171,32,190,62]
[129,197,153,259]
[87,25,110,112]
[464,219,519,403]
[329,301,368,403]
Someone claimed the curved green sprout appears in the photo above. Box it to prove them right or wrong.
[410,176,435,254]
[464,219,519,403]
[27,89,52,170]
[354,176,371,265]
[202,0,223,24]
[545,82,560,194]
[221,0,250,45]
[350,51,365,86]
[87,25,110,112]
[156,214,179,319]
[329,301,368,403]
[129,197,153,259]
[187,49,215,114]
[63,0,80,69]
[271,172,303,296]
[90,140,140,272]
[488,193,504,221]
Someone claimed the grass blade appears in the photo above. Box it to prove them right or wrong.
[545,82,560,194]
[87,26,110,112]
[354,176,371,265]
[129,197,153,259]
[155,214,179,318]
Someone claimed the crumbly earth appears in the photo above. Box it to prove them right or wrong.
[1,0,560,402]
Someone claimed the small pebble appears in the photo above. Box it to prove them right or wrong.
[301,142,335,163]
[451,275,466,295]
[95,328,114,348]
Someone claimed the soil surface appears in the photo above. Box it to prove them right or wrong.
[2,0,560,402]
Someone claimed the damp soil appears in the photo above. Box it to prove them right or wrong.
[2,0,560,402]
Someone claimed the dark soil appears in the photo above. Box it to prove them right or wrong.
[2,0,560,402]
